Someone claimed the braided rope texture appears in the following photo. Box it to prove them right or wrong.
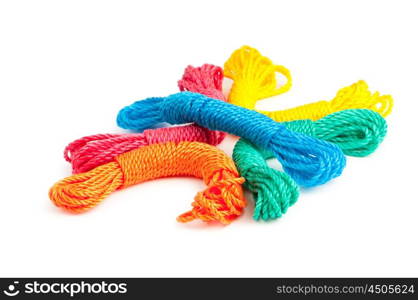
[177,63,227,141]
[224,46,393,120]
[224,45,292,109]
[233,109,388,221]
[117,91,346,187]
[64,124,224,174]
[178,64,226,101]
[281,109,388,157]
[50,141,246,224]
[233,139,299,221]
[261,81,393,121]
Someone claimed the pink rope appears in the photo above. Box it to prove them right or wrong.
[64,125,225,174]
[178,64,226,102]
[65,64,227,174]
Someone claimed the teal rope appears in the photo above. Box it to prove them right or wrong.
[283,109,387,157]
[232,139,299,221]
[233,109,387,221]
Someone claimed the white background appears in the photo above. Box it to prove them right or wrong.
[1,0,417,277]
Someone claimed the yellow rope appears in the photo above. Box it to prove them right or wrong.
[224,46,292,109]
[224,46,393,121]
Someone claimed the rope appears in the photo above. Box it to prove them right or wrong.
[177,63,226,140]
[224,45,292,109]
[178,64,226,101]
[224,46,393,120]
[64,124,224,173]
[281,109,388,157]
[233,109,387,221]
[117,91,346,187]
[261,81,393,121]
[50,141,246,225]
[232,139,299,221]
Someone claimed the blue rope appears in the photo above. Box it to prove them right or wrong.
[117,92,346,187]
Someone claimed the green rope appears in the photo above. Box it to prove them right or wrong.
[232,139,299,221]
[233,109,387,221]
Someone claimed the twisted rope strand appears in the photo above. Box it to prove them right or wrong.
[178,64,226,101]
[64,64,229,174]
[261,81,393,121]
[177,63,227,141]
[50,141,246,224]
[64,124,224,174]
[233,109,387,220]
[282,109,388,157]
[117,92,346,187]
[232,139,299,221]
[224,46,393,120]
[224,46,292,109]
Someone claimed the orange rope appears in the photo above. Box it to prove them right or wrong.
[49,141,246,224]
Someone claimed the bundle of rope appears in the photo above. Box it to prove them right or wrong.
[233,109,387,221]
[117,91,346,187]
[259,81,393,122]
[64,64,229,174]
[177,63,227,141]
[65,124,224,174]
[224,45,292,109]
[224,45,393,120]
[233,138,299,221]
[178,64,226,101]
[178,62,295,221]
[50,141,246,224]
[280,109,388,157]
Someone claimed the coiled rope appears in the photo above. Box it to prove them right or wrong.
[224,45,292,109]
[178,64,226,101]
[65,124,224,174]
[224,45,393,120]
[50,141,246,224]
[178,63,226,141]
[233,109,387,221]
[233,138,299,221]
[117,91,346,187]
